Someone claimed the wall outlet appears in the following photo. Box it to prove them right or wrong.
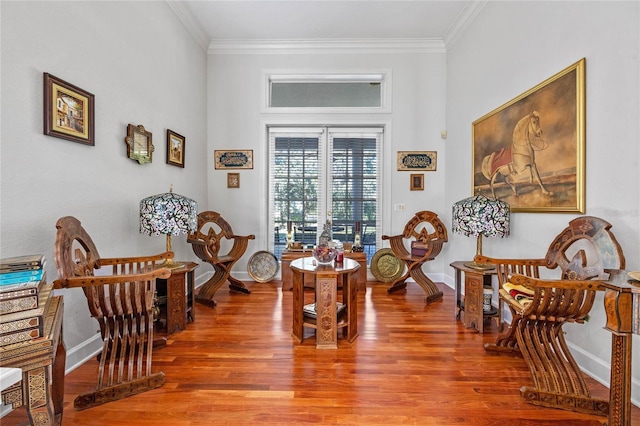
[394,203,405,211]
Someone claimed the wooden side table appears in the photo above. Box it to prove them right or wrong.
[156,262,198,334]
[0,295,65,425]
[291,257,360,349]
[282,250,366,290]
[450,261,499,333]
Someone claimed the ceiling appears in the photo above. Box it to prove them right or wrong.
[175,1,478,46]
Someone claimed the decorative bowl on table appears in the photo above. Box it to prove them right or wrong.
[312,244,337,264]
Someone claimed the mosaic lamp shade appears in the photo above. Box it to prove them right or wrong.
[452,195,510,270]
[140,187,197,269]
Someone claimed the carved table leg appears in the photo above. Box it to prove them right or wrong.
[25,366,58,426]
[608,332,632,426]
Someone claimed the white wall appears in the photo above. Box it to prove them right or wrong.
[445,0,640,403]
[0,1,208,366]
[206,48,449,278]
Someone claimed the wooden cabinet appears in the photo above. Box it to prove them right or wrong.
[450,261,499,333]
[156,262,198,335]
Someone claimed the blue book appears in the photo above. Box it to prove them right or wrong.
[0,270,44,285]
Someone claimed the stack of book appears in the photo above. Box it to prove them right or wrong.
[303,302,346,320]
[0,254,52,347]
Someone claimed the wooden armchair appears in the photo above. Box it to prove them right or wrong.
[187,211,255,307]
[504,273,610,416]
[475,216,625,416]
[52,216,172,410]
[477,215,625,355]
[382,211,448,303]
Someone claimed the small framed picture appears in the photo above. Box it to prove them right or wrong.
[410,174,424,191]
[124,124,153,164]
[227,172,240,188]
[43,73,95,146]
[166,129,185,168]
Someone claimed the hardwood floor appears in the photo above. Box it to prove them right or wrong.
[4,280,639,425]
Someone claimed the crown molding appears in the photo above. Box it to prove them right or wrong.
[208,38,446,55]
[444,0,487,49]
[166,0,210,51]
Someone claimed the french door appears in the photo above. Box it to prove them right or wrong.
[268,127,382,262]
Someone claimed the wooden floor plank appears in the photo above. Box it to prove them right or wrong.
[3,280,638,425]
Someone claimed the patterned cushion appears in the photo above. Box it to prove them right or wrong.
[502,281,534,311]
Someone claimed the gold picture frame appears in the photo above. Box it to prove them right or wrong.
[43,73,95,146]
[124,124,154,164]
[410,174,424,191]
[397,151,437,171]
[166,129,185,168]
[227,172,240,188]
[472,58,585,213]
[214,150,253,169]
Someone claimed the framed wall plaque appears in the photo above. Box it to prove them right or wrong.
[214,150,253,169]
[397,151,437,171]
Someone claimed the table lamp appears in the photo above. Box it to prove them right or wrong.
[140,187,197,269]
[452,194,510,270]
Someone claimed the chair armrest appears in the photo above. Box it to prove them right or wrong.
[382,234,411,258]
[381,234,401,241]
[508,274,603,321]
[53,267,171,289]
[475,255,548,268]
[229,234,256,241]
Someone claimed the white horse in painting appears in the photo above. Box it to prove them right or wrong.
[481,111,552,199]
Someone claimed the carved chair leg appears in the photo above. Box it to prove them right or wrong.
[484,311,521,355]
[227,274,250,294]
[195,265,229,307]
[515,318,608,416]
[76,315,165,410]
[387,277,408,293]
[408,266,443,304]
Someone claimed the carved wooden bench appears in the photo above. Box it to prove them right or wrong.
[382,211,448,303]
[53,216,172,410]
[187,211,255,307]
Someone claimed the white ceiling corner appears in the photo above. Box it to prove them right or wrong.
[168,1,483,54]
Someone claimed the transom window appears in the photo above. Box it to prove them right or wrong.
[266,73,388,110]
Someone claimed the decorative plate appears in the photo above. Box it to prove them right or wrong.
[628,271,640,282]
[370,248,404,283]
[247,251,279,283]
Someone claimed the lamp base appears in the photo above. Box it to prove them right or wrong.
[463,261,495,271]
[159,258,184,270]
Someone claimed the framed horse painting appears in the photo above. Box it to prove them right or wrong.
[472,58,586,213]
